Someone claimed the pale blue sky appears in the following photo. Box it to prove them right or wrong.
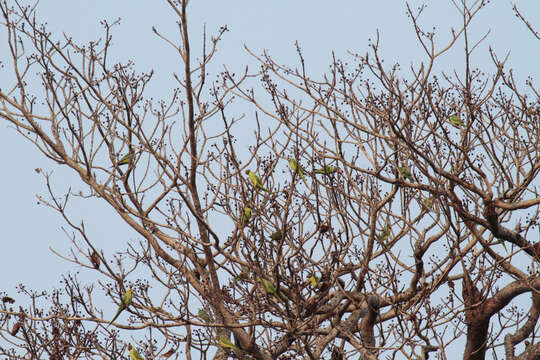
[1,0,539,353]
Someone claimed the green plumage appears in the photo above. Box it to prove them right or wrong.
[233,266,250,284]
[270,230,282,241]
[109,289,133,325]
[129,344,144,360]
[258,278,286,304]
[449,115,464,128]
[422,197,432,210]
[241,207,252,228]
[117,151,134,166]
[288,158,305,180]
[198,309,211,323]
[246,170,269,192]
[398,166,412,180]
[236,207,252,252]
[314,165,338,175]
[217,335,240,353]
[309,273,319,288]
[380,224,390,242]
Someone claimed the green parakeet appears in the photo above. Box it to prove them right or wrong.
[258,278,286,304]
[380,224,390,242]
[270,230,282,241]
[198,309,211,323]
[117,151,134,166]
[288,158,305,180]
[109,289,133,325]
[241,207,252,228]
[398,166,412,180]
[233,266,250,284]
[449,115,464,128]
[246,170,269,192]
[236,207,252,252]
[314,165,338,175]
[129,344,144,360]
[422,197,432,210]
[217,335,240,353]
[309,273,319,288]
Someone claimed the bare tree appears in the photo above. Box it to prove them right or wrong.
[0,1,538,359]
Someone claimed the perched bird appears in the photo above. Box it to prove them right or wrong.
[198,309,211,323]
[241,207,252,228]
[288,158,305,180]
[308,273,319,288]
[217,335,240,354]
[270,230,282,241]
[129,344,144,360]
[233,266,250,284]
[246,170,269,192]
[314,165,338,175]
[109,289,133,325]
[422,197,432,210]
[90,250,100,269]
[398,166,412,181]
[117,151,134,166]
[258,278,286,304]
[449,115,464,128]
[235,207,252,252]
[380,224,390,242]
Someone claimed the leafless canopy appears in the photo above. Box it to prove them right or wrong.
[0,1,539,359]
